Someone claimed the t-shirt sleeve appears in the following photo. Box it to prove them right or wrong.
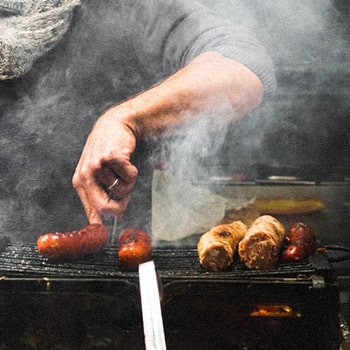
[126,0,276,97]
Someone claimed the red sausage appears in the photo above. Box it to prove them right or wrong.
[281,222,317,262]
[118,228,152,270]
[37,223,109,259]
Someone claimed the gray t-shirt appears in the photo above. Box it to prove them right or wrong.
[114,0,276,96]
[66,0,275,99]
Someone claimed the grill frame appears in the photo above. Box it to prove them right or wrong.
[0,240,342,349]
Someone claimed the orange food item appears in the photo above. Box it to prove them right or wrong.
[238,215,285,270]
[118,228,152,270]
[197,221,248,272]
[253,198,325,215]
[37,223,109,259]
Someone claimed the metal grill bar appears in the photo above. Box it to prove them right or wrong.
[0,242,334,282]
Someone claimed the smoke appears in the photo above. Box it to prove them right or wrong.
[0,0,349,242]
[203,0,350,166]
[0,0,158,240]
[158,0,350,179]
[201,0,348,65]
[160,109,234,179]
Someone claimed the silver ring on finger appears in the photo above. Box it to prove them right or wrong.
[107,177,120,191]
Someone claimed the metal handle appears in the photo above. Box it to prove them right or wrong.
[139,260,167,350]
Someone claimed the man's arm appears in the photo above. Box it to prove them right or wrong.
[122,51,263,138]
[72,51,263,224]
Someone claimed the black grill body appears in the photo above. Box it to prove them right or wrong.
[0,242,341,349]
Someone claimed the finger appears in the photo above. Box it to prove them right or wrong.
[105,159,138,185]
[74,176,130,225]
[91,189,130,222]
[74,182,104,224]
[103,195,131,221]
[99,164,137,198]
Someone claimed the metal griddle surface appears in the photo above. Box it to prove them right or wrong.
[0,242,335,282]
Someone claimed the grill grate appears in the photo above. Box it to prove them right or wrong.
[0,241,335,282]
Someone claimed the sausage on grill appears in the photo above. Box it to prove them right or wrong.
[197,221,248,272]
[118,228,152,270]
[37,223,109,259]
[238,215,285,270]
[281,222,317,262]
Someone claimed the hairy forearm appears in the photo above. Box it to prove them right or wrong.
[104,51,263,139]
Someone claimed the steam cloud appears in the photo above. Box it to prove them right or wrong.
[0,0,349,241]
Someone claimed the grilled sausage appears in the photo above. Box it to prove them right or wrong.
[281,222,317,262]
[197,221,248,272]
[37,223,109,259]
[118,228,152,270]
[238,215,285,270]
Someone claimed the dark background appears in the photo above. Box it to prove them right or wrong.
[0,0,349,241]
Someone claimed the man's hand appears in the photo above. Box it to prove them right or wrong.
[72,109,138,224]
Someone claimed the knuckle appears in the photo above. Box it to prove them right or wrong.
[71,172,80,189]
[72,162,100,189]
